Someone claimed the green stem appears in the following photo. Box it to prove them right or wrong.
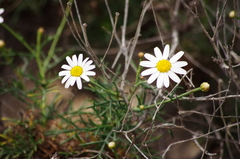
[1,23,34,54]
[43,0,72,73]
[134,87,202,111]
[135,56,143,84]
[96,130,113,158]
[40,87,47,124]
[90,80,117,96]
[35,28,44,81]
[128,57,143,101]
[127,80,146,102]
[111,149,119,159]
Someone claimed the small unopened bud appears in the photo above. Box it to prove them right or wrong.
[0,39,5,48]
[140,76,144,80]
[138,52,144,58]
[139,105,145,110]
[229,11,236,18]
[37,27,44,34]
[200,82,210,92]
[108,141,116,149]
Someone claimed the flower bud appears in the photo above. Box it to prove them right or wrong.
[200,82,210,92]
[37,27,44,34]
[139,105,145,110]
[138,52,144,58]
[0,39,5,48]
[229,11,236,18]
[108,141,116,149]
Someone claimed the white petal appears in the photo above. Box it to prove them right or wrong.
[61,74,71,84]
[154,47,163,60]
[0,17,3,23]
[140,61,156,68]
[156,73,164,88]
[78,54,83,65]
[81,74,90,82]
[171,67,187,75]
[170,51,184,63]
[172,61,188,68]
[61,64,72,70]
[70,77,77,86]
[144,53,159,63]
[76,77,82,90]
[66,56,74,67]
[0,8,4,14]
[163,73,170,88]
[84,60,93,67]
[163,45,170,59]
[84,65,95,71]
[81,57,89,66]
[72,55,78,65]
[85,71,96,76]
[59,70,70,76]
[147,71,160,84]
[65,77,73,88]
[168,71,180,83]
[83,62,96,70]
[141,68,158,76]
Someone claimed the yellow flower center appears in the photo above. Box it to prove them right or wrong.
[70,66,83,77]
[156,60,172,73]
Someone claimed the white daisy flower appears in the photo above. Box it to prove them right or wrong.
[59,54,96,90]
[0,8,4,23]
[140,44,188,88]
